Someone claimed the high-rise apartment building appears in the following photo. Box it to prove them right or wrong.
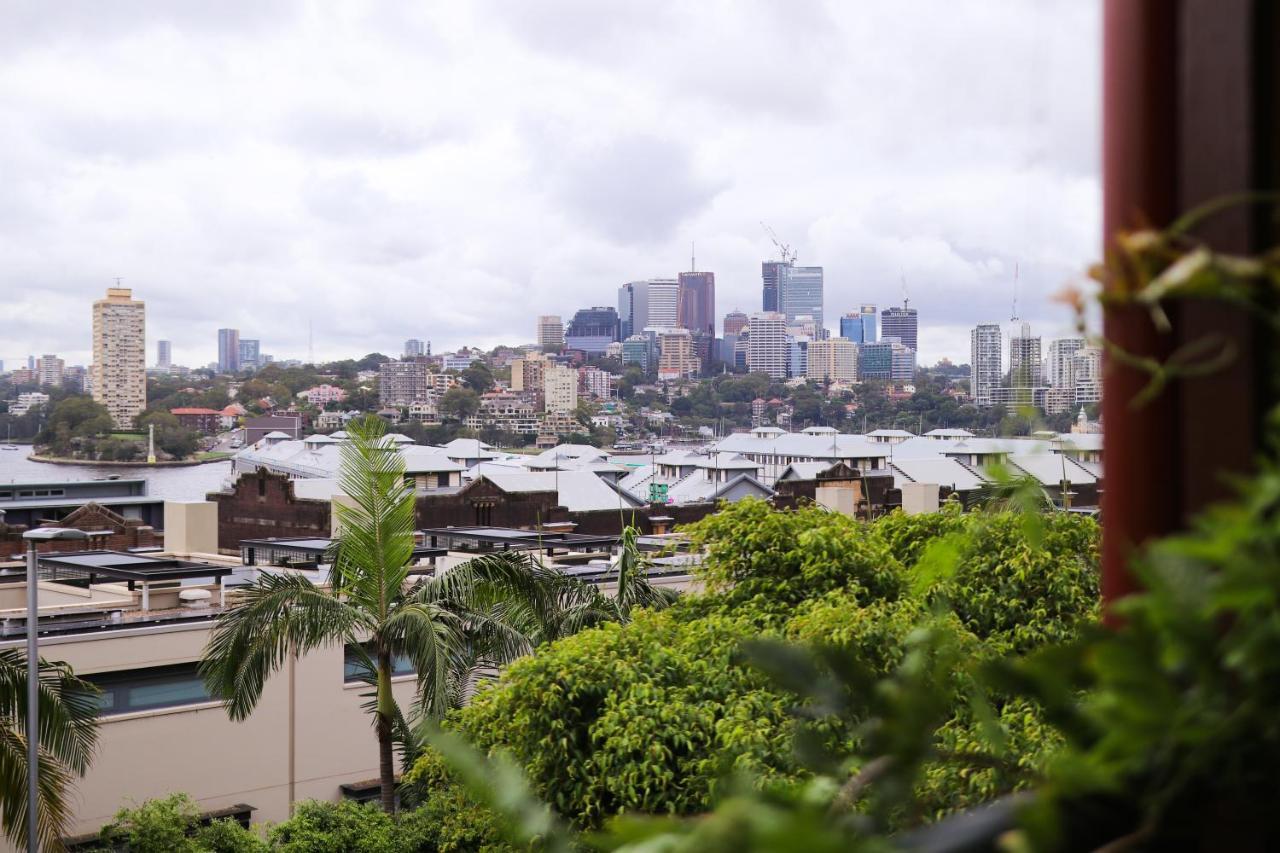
[36,354,64,387]
[762,261,785,312]
[217,328,241,373]
[510,352,549,406]
[723,310,749,336]
[745,312,789,380]
[543,365,578,413]
[536,315,564,351]
[564,307,620,355]
[403,338,424,359]
[1008,322,1042,388]
[657,329,700,380]
[880,303,918,352]
[239,339,261,372]
[677,271,715,337]
[1046,338,1085,387]
[806,338,858,382]
[92,287,146,428]
[1071,346,1103,404]
[378,360,432,408]
[777,264,825,331]
[156,340,172,368]
[970,324,1002,407]
[840,305,878,344]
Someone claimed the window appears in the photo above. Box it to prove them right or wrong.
[343,643,414,683]
[84,663,214,716]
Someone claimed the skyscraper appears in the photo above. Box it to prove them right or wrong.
[217,328,241,373]
[676,271,715,337]
[1046,338,1085,387]
[806,338,858,382]
[536,315,564,351]
[1009,322,1042,388]
[564,307,620,355]
[618,280,679,337]
[156,340,172,368]
[239,339,261,371]
[880,302,918,352]
[970,324,1002,407]
[745,312,788,380]
[657,329,700,380]
[839,305,877,344]
[723,310,749,336]
[92,287,146,428]
[403,338,424,358]
[778,265,825,331]
[762,261,785,312]
[35,355,64,387]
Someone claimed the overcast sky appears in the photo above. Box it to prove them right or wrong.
[0,0,1099,369]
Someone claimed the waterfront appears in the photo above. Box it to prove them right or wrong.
[0,446,231,502]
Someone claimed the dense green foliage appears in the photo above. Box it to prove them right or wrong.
[401,499,1100,839]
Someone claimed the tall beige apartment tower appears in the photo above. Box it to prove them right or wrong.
[92,286,147,428]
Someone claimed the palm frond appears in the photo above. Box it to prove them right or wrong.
[383,602,468,720]
[329,415,418,616]
[200,573,362,720]
[0,650,101,850]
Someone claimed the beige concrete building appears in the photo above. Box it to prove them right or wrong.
[536,315,564,351]
[542,365,578,413]
[657,329,700,380]
[807,338,858,382]
[91,287,147,428]
[0,505,423,848]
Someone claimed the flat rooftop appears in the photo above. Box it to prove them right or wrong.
[29,551,235,583]
[239,536,447,562]
[420,526,621,550]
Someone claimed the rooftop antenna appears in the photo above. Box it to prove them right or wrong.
[691,242,696,273]
[900,271,910,311]
[114,276,123,287]
[759,222,797,264]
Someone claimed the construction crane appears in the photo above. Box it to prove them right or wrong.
[1010,262,1020,322]
[760,222,797,264]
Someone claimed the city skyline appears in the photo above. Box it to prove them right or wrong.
[0,2,1099,369]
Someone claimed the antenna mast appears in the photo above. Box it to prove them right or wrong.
[900,271,910,310]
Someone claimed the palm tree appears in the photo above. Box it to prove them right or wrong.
[0,648,100,850]
[200,416,539,812]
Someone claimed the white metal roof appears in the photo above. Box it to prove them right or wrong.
[890,458,989,492]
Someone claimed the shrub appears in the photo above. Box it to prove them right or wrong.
[413,611,796,828]
[682,499,905,620]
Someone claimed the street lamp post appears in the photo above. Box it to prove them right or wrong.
[22,528,87,853]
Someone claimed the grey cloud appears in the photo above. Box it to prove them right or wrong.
[545,134,730,244]
[279,111,464,158]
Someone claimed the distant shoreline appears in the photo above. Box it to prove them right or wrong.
[27,453,226,468]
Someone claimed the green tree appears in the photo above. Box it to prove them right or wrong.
[0,649,100,850]
[438,387,480,422]
[136,410,200,459]
[460,361,495,394]
[200,416,542,812]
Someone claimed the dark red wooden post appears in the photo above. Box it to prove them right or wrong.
[1100,0,1279,615]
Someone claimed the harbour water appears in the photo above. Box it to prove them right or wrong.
[0,446,232,501]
